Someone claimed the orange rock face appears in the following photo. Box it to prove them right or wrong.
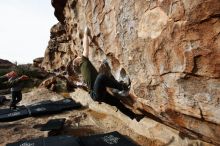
[42,0,220,144]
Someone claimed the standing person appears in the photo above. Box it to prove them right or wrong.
[0,71,29,109]
[72,27,143,121]
[9,71,29,109]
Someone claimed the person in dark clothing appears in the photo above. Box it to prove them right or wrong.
[72,27,142,121]
[0,71,29,109]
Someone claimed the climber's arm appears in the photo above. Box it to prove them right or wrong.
[83,27,90,58]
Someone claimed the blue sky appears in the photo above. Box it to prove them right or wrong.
[0,0,57,64]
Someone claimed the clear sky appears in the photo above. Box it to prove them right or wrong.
[0,0,58,64]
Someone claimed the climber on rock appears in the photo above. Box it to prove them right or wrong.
[71,26,143,121]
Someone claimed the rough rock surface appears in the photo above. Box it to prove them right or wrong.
[33,57,44,68]
[39,76,57,90]
[39,75,76,92]
[42,0,220,145]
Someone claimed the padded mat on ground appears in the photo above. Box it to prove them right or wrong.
[28,103,62,116]
[40,118,66,131]
[79,131,138,146]
[6,135,80,146]
[0,98,81,122]
[54,98,82,110]
[28,98,81,116]
[7,132,138,146]
[0,106,29,122]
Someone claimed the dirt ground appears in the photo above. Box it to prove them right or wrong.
[0,88,163,146]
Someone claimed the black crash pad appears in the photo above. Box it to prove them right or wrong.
[0,98,81,122]
[55,98,82,110]
[41,118,66,131]
[0,106,29,122]
[28,98,81,116]
[79,131,138,146]
[6,131,138,146]
[6,135,80,146]
[28,103,62,116]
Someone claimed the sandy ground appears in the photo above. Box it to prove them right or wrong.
[0,88,163,146]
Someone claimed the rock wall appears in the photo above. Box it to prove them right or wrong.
[42,0,220,144]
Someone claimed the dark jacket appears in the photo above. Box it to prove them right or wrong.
[9,77,24,92]
[0,76,23,90]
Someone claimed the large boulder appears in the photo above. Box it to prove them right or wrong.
[39,76,57,91]
[33,57,44,68]
[39,75,76,92]
[42,0,220,144]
